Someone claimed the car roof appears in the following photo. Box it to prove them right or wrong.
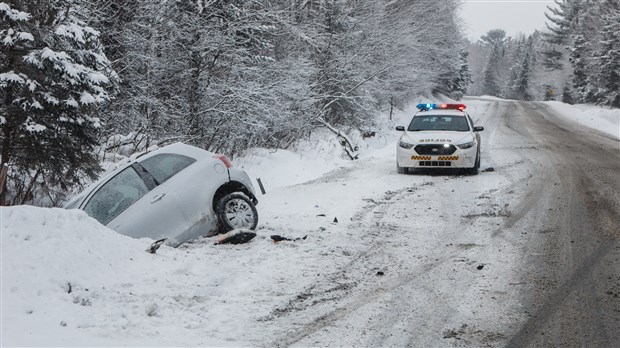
[64,142,213,208]
[136,142,214,162]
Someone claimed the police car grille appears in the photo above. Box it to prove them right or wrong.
[419,161,452,167]
[414,144,457,155]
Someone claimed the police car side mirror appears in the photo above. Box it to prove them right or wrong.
[473,126,484,132]
[395,126,405,131]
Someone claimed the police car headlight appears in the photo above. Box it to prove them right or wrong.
[399,140,414,149]
[457,141,475,149]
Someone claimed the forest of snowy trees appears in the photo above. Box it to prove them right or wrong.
[467,0,620,107]
[1,0,470,205]
[1,0,618,206]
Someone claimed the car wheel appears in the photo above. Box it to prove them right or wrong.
[215,193,258,232]
[397,163,407,174]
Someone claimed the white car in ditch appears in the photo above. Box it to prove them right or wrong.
[65,142,258,246]
[396,103,484,174]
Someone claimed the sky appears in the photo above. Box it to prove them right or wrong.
[459,0,555,41]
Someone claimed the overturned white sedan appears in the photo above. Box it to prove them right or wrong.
[65,143,258,246]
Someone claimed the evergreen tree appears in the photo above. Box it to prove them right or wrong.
[543,0,605,103]
[542,0,580,70]
[0,1,117,205]
[596,0,620,107]
[511,37,535,101]
[434,49,472,100]
[479,29,509,96]
[570,31,596,103]
[480,56,499,96]
[504,38,526,98]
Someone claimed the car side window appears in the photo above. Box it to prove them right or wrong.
[138,153,196,184]
[84,167,149,225]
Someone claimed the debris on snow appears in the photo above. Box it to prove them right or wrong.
[443,324,468,339]
[271,235,307,243]
[145,303,159,317]
[146,238,167,254]
[214,230,257,245]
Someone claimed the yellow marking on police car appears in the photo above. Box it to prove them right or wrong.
[412,156,431,160]
[437,156,459,161]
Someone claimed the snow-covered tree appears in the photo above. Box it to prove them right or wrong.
[569,32,595,102]
[503,37,526,98]
[510,36,535,101]
[540,0,618,105]
[306,0,374,128]
[479,29,510,96]
[542,0,579,70]
[434,49,472,100]
[595,0,620,107]
[570,0,603,103]
[0,1,117,205]
[84,0,154,147]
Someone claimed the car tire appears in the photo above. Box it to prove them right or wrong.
[215,193,258,232]
[397,163,407,174]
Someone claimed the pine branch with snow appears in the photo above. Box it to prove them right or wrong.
[0,1,118,205]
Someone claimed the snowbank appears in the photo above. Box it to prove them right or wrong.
[1,207,154,345]
[234,127,398,191]
[542,101,620,139]
[2,206,285,346]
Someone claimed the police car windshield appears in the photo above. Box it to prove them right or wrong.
[408,115,470,132]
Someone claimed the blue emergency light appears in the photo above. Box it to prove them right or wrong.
[416,103,466,111]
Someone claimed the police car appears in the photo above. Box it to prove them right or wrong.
[396,103,484,174]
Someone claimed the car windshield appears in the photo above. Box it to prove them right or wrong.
[408,115,470,132]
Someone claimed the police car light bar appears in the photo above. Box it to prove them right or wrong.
[416,103,466,111]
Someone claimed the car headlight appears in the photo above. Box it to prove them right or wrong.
[399,140,414,149]
[457,141,475,149]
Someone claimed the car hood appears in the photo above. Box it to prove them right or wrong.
[400,131,474,145]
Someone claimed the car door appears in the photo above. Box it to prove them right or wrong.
[83,164,188,244]
[172,157,231,240]
[466,114,481,144]
[137,153,222,243]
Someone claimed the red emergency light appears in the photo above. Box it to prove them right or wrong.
[417,103,467,111]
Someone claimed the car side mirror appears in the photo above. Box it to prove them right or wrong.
[396,126,405,131]
[473,126,484,132]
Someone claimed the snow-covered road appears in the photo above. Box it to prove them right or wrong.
[2,98,619,347]
[257,99,620,347]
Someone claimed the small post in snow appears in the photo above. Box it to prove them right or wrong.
[256,178,266,195]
